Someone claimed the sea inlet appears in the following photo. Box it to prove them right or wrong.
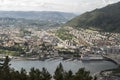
[10,59,118,75]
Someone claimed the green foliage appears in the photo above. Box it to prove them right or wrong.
[41,68,52,80]
[74,68,92,80]
[54,63,64,80]
[64,70,74,80]
[54,63,93,80]
[0,45,24,56]
[0,56,11,80]
[29,68,42,80]
[65,2,120,33]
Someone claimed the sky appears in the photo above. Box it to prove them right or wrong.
[0,0,120,14]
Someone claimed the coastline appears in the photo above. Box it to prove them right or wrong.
[11,56,106,61]
[1,55,119,65]
[102,55,119,65]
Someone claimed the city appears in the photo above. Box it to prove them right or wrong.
[0,0,120,80]
[0,26,120,80]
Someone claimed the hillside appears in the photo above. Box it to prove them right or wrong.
[0,17,60,28]
[0,11,76,23]
[65,2,120,32]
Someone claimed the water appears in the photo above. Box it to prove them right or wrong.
[10,59,117,75]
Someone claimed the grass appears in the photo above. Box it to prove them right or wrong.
[0,49,19,56]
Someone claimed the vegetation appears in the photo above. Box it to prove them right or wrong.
[0,11,76,23]
[56,28,75,40]
[0,56,97,80]
[0,49,18,56]
[0,11,76,29]
[0,45,24,56]
[65,1,120,32]
[0,17,59,28]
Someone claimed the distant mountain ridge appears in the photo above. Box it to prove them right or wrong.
[0,11,76,23]
[65,2,120,32]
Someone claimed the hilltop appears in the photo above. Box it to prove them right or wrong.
[0,11,76,28]
[0,11,76,23]
[65,2,120,32]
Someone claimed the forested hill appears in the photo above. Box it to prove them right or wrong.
[65,2,120,32]
[0,11,76,28]
[0,11,76,23]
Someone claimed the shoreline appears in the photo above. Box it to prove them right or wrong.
[1,55,119,67]
[102,55,119,65]
[11,56,109,62]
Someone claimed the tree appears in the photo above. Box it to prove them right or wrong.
[0,56,11,80]
[74,68,93,80]
[64,70,74,80]
[41,68,52,80]
[0,57,96,80]
[29,68,41,80]
[93,76,97,80]
[10,70,21,80]
[19,68,28,80]
[53,63,65,80]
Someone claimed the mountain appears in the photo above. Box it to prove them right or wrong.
[0,11,76,23]
[0,17,60,28]
[65,2,120,32]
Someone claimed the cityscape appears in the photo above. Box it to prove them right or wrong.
[0,0,120,80]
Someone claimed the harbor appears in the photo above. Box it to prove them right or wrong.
[10,59,117,75]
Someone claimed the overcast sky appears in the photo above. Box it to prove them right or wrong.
[0,0,120,14]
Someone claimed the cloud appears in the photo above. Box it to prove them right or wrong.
[0,0,119,13]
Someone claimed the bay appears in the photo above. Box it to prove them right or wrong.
[10,59,117,75]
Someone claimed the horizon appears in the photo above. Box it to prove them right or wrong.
[0,0,120,14]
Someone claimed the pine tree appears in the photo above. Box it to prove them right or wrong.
[74,68,93,80]
[53,63,65,80]
[64,70,74,80]
[0,56,11,80]
[41,68,52,80]
[20,68,28,80]
[29,68,42,80]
